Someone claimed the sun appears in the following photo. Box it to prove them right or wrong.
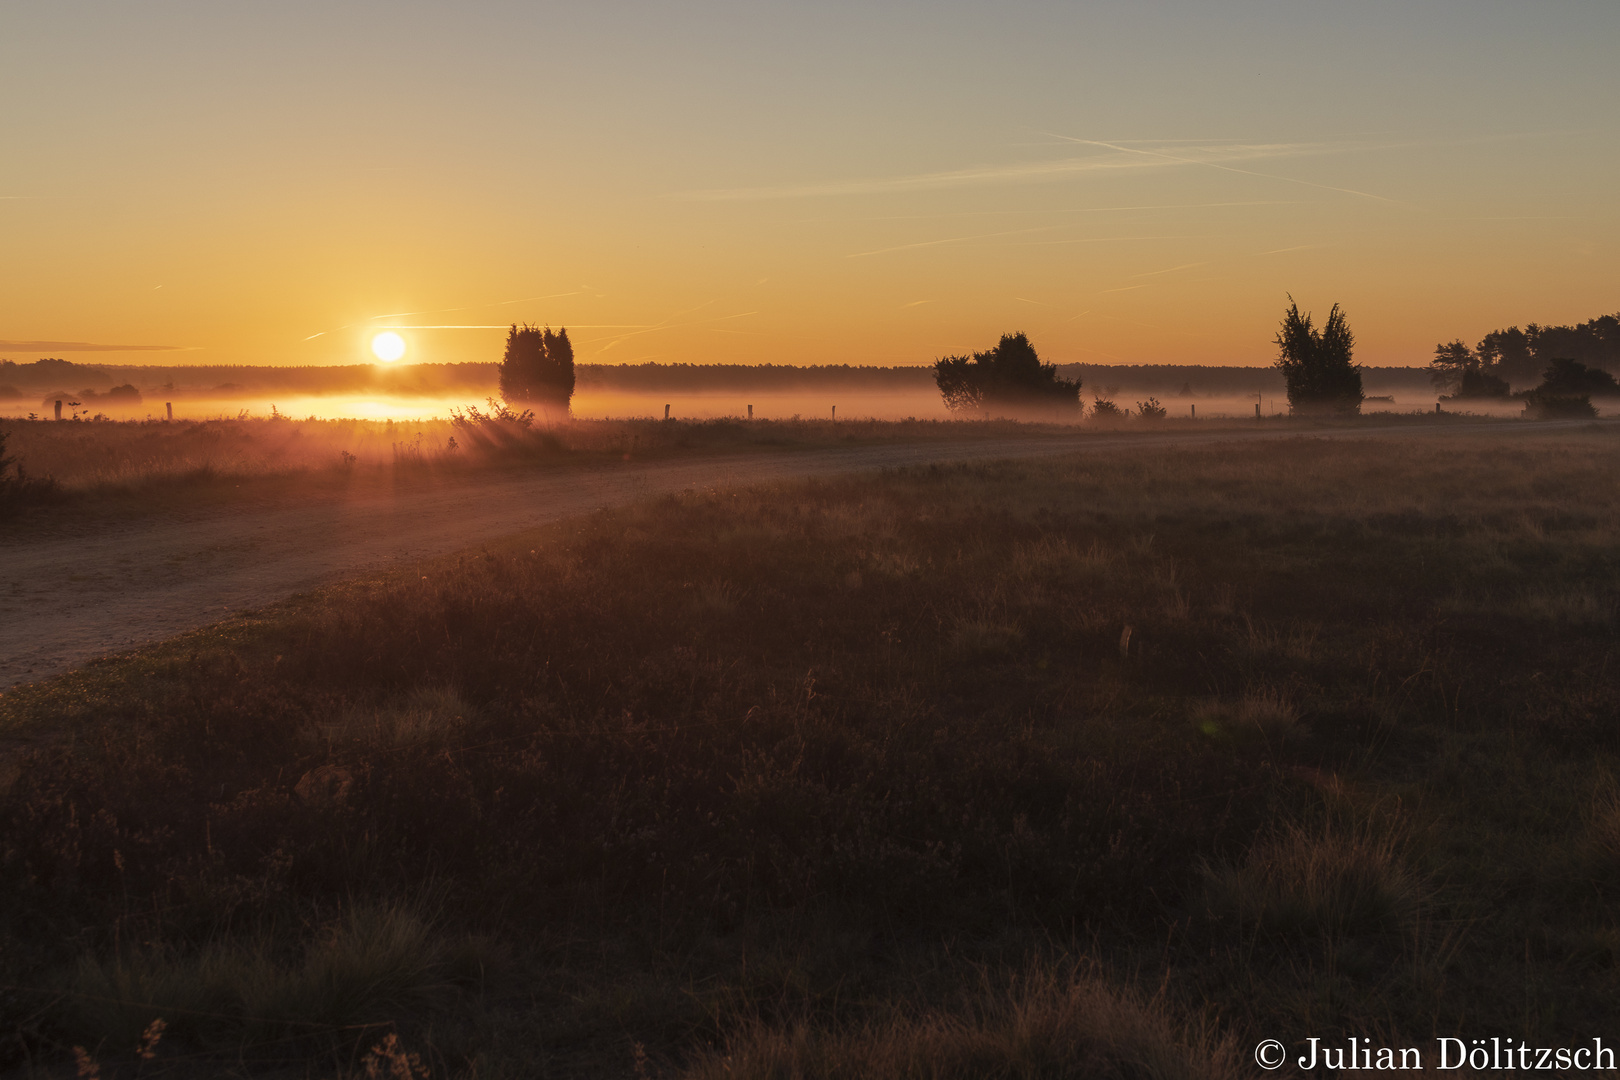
[371,331,406,362]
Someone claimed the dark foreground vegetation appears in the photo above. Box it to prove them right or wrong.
[3,429,1620,1076]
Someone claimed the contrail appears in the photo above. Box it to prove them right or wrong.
[1040,133,1406,206]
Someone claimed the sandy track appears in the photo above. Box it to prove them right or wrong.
[0,422,1594,688]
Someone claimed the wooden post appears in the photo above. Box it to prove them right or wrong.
[1254,402,1261,419]
[54,399,62,421]
[1191,403,1196,419]
[1435,401,1442,415]
[747,404,753,420]
[664,403,670,420]
[166,401,173,421]
[831,405,836,420]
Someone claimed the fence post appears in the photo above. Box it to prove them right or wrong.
[1191,403,1196,419]
[1435,401,1442,415]
[747,404,753,420]
[831,405,836,420]
[664,403,670,420]
[1254,402,1260,419]
[54,399,62,421]
[166,401,173,421]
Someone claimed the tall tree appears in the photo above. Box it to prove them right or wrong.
[1429,339,1509,399]
[1273,297,1363,416]
[499,324,576,410]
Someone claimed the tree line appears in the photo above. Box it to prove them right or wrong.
[1430,311,1620,395]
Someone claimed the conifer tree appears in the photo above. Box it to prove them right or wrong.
[499,324,575,410]
[1274,297,1363,416]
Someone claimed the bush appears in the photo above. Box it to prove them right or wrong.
[1090,398,1123,422]
[1274,297,1363,415]
[1522,390,1597,420]
[1533,358,1619,398]
[933,333,1081,415]
[0,425,62,514]
[1136,397,1167,421]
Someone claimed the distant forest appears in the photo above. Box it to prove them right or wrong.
[1,358,1438,400]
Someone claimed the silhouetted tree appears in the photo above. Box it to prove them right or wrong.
[933,332,1081,414]
[499,324,576,410]
[1429,340,1509,399]
[1472,313,1620,387]
[1535,357,1620,396]
[1273,297,1362,415]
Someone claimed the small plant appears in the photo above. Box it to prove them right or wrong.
[1135,396,1167,421]
[1090,398,1123,421]
[449,399,535,431]
[363,1033,430,1079]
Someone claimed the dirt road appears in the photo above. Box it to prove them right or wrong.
[0,422,1595,688]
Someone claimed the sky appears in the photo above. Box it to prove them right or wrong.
[2,0,1617,370]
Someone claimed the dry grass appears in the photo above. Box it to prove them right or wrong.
[65,904,487,1051]
[3,427,1620,1075]
[683,966,1239,1080]
[1187,688,1301,746]
[0,413,1104,498]
[1201,822,1425,937]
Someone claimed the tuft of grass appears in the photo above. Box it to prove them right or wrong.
[682,964,1238,1080]
[303,686,477,751]
[63,903,487,1052]
[949,618,1023,658]
[1188,688,1300,746]
[1201,822,1424,937]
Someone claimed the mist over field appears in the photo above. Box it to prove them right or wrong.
[0,358,1474,425]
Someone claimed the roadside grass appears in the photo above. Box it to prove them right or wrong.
[0,410,1516,527]
[1,428,1618,1075]
[0,414,1095,497]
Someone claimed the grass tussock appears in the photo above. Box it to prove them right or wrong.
[64,903,488,1052]
[1187,688,1300,746]
[1201,822,1425,937]
[684,966,1238,1080]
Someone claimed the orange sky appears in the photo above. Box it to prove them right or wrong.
[2,1,1616,370]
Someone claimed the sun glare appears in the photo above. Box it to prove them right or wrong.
[371,331,406,362]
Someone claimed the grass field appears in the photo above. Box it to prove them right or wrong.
[0,414,1100,521]
[0,410,1512,526]
[3,426,1619,1076]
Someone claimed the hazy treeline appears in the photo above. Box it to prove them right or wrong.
[0,359,494,399]
[2,357,1440,401]
[1446,312,1620,387]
